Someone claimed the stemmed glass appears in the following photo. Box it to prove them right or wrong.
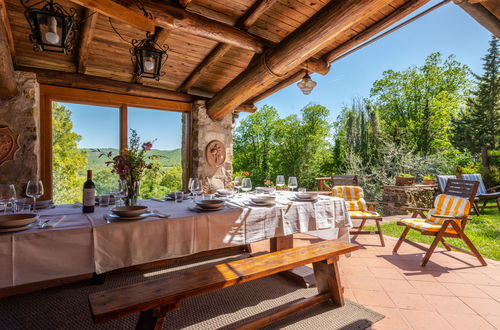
[241,178,252,197]
[276,175,285,193]
[0,184,16,214]
[26,180,44,213]
[112,180,127,207]
[288,177,298,191]
[189,178,202,202]
[234,176,242,195]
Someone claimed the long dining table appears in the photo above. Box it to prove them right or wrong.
[0,192,352,291]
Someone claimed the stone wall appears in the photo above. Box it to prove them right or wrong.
[382,184,438,216]
[0,71,40,195]
[189,100,233,192]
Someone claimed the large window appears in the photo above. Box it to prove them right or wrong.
[50,102,184,204]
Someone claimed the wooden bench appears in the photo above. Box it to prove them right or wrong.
[89,240,358,330]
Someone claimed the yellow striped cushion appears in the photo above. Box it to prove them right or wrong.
[349,210,381,219]
[332,186,367,212]
[399,218,458,234]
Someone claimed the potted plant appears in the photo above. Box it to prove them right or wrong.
[422,175,436,185]
[395,173,415,186]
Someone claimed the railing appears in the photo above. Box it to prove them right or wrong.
[315,177,332,192]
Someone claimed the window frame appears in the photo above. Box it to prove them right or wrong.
[40,85,192,199]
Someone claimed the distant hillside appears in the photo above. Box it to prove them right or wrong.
[84,148,182,168]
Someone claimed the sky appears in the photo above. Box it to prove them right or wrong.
[60,0,493,150]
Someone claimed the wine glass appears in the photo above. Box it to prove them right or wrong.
[241,178,252,197]
[26,180,44,212]
[0,184,16,214]
[288,177,298,191]
[189,178,202,202]
[234,176,242,194]
[112,180,127,207]
[276,175,285,190]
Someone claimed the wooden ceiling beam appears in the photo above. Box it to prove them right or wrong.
[19,66,193,103]
[240,0,279,30]
[0,5,17,99]
[453,0,500,37]
[250,70,307,104]
[77,9,98,74]
[0,0,15,64]
[178,0,192,8]
[324,0,431,63]
[206,0,389,119]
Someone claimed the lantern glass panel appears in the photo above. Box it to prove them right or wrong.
[34,11,65,51]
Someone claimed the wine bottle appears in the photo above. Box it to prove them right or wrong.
[83,170,95,213]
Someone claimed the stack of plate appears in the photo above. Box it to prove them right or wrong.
[0,213,38,233]
[247,195,276,207]
[32,199,52,210]
[108,206,151,221]
[293,192,319,202]
[255,187,276,194]
[216,189,231,197]
[194,199,225,212]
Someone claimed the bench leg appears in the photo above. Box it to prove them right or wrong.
[136,304,178,330]
[312,256,344,306]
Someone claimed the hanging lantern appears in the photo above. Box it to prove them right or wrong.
[297,73,317,95]
[131,33,169,80]
[21,0,77,54]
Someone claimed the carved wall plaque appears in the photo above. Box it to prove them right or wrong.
[0,126,20,167]
[206,140,226,168]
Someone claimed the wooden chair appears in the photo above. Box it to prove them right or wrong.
[89,240,358,330]
[332,185,385,246]
[393,179,486,266]
[461,173,500,214]
[331,175,358,186]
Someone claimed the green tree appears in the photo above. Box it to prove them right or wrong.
[52,103,88,204]
[454,36,499,152]
[371,53,469,155]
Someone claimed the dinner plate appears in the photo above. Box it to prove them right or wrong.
[189,205,224,212]
[244,201,275,207]
[110,206,148,217]
[107,212,152,221]
[0,222,36,233]
[289,197,318,202]
[0,213,38,228]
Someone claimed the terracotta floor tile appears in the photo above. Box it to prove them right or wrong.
[483,315,500,329]
[353,289,395,308]
[399,309,454,330]
[401,271,439,282]
[477,285,500,302]
[434,272,469,284]
[343,274,383,291]
[461,297,500,316]
[441,313,495,330]
[369,267,406,280]
[378,279,418,294]
[409,280,454,296]
[367,306,411,330]
[456,272,499,286]
[344,288,357,303]
[443,283,490,298]
[423,295,476,314]
[386,292,435,311]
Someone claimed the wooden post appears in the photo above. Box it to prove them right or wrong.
[313,256,344,306]
[120,105,128,151]
[0,0,15,63]
[481,146,489,168]
[0,5,17,99]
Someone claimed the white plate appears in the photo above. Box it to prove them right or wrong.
[245,201,275,207]
[0,222,36,233]
[289,197,318,202]
[189,205,224,212]
[107,212,152,221]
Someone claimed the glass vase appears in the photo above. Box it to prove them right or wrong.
[125,180,140,206]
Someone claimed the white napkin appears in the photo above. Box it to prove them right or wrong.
[40,216,66,228]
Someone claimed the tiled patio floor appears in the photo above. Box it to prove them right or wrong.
[251,232,500,330]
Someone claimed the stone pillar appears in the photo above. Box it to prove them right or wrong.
[0,72,40,195]
[190,100,233,192]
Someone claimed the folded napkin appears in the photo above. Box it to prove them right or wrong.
[151,198,166,202]
[39,216,66,228]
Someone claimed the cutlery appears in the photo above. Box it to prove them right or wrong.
[152,210,171,218]
[38,219,50,228]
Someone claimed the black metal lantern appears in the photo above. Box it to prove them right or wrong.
[297,73,317,95]
[21,0,77,54]
[131,33,169,80]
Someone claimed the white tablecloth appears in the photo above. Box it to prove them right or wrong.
[0,193,351,288]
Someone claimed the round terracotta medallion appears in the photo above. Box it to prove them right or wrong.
[0,126,19,167]
[206,140,226,168]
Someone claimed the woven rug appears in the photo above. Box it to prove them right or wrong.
[0,253,384,329]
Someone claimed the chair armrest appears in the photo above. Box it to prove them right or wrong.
[486,185,500,192]
[430,214,471,220]
[401,206,429,212]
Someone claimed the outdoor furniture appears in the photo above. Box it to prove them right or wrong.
[437,175,456,193]
[461,173,500,213]
[332,186,385,246]
[331,175,359,186]
[393,179,486,266]
[89,240,358,330]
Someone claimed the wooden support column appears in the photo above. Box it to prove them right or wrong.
[0,0,14,63]
[0,3,16,99]
[453,0,500,37]
[120,104,128,151]
[207,0,389,119]
[77,9,98,74]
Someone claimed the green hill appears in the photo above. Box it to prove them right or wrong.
[84,148,182,168]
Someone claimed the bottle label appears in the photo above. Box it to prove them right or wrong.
[83,188,95,207]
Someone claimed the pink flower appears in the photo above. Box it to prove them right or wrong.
[243,171,250,176]
[141,142,153,151]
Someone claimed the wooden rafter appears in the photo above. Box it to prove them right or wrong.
[69,0,155,33]
[0,0,14,63]
[249,70,307,104]
[0,4,16,99]
[324,0,431,63]
[239,0,279,30]
[77,9,98,74]
[178,0,192,8]
[206,0,390,119]
[453,0,500,37]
